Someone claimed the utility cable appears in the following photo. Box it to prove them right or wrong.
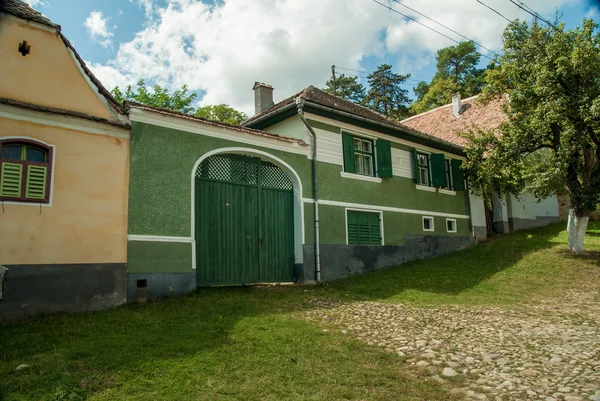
[369,0,494,61]
[476,0,514,23]
[390,0,501,57]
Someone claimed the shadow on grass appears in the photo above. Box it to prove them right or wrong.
[315,223,567,302]
[556,249,600,267]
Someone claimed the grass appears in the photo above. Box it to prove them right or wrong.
[1,222,599,400]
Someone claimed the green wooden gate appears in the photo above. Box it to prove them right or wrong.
[195,154,295,286]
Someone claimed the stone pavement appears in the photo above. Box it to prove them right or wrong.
[301,295,600,401]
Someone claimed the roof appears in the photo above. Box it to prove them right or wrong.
[1,0,124,116]
[0,97,130,130]
[243,85,462,151]
[125,102,308,146]
[401,95,508,147]
[0,0,59,30]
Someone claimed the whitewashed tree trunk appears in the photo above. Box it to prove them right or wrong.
[567,208,589,253]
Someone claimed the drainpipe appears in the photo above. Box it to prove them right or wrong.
[296,97,321,282]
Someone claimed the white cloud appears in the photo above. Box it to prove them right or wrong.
[22,0,45,7]
[84,11,114,48]
[92,0,578,115]
[586,6,599,19]
[86,61,133,91]
[117,9,125,16]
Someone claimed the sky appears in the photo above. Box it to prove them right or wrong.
[25,0,600,115]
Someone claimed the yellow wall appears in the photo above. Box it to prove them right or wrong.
[0,17,114,120]
[0,118,129,264]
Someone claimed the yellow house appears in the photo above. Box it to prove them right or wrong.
[0,1,130,319]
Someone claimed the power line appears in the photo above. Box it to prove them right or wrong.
[475,0,513,23]
[369,0,494,61]
[508,0,570,40]
[389,0,501,57]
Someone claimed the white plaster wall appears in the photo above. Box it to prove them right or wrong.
[264,115,308,142]
[469,192,487,228]
[507,193,559,220]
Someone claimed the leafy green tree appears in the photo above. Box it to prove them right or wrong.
[111,79,197,114]
[323,74,366,103]
[462,19,600,252]
[411,42,487,114]
[194,104,248,125]
[362,64,411,120]
[412,81,430,103]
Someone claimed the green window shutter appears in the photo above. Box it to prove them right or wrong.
[412,149,420,184]
[0,162,23,198]
[376,139,393,178]
[347,211,381,245]
[25,165,47,200]
[347,210,359,244]
[342,133,356,173]
[451,159,465,191]
[430,154,447,188]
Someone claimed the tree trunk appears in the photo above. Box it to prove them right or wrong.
[567,208,589,253]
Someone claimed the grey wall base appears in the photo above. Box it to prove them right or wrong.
[127,273,196,303]
[472,225,487,243]
[508,216,559,232]
[301,234,474,282]
[0,263,127,321]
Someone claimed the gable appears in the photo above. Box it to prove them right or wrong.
[0,17,120,121]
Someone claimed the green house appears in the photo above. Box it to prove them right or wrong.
[125,84,474,300]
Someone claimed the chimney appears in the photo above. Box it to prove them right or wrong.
[253,82,274,115]
[452,92,462,118]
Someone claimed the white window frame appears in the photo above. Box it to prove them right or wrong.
[345,207,384,246]
[422,216,435,232]
[446,218,457,233]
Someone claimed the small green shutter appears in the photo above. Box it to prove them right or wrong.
[347,210,381,245]
[413,149,420,184]
[430,154,447,188]
[342,133,356,174]
[0,162,23,198]
[26,165,47,199]
[451,159,465,191]
[376,139,393,178]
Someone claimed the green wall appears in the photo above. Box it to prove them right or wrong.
[128,118,471,272]
[128,121,311,237]
[128,241,192,273]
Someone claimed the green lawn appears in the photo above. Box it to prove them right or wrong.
[1,222,598,400]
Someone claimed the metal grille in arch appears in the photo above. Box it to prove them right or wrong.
[195,154,293,190]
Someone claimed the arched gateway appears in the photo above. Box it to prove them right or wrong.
[194,152,297,285]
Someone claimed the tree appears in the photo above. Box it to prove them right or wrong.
[112,79,197,114]
[411,42,488,114]
[362,64,411,120]
[112,80,248,125]
[462,19,600,253]
[194,104,248,125]
[413,81,430,103]
[323,74,366,103]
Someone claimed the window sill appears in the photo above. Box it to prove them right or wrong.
[439,189,457,196]
[446,230,457,233]
[340,171,382,183]
[422,228,435,232]
[416,184,436,192]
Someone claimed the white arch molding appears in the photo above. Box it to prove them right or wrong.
[190,147,305,271]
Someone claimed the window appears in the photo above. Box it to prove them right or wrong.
[422,216,434,232]
[347,210,382,245]
[417,153,430,186]
[444,159,453,190]
[342,133,393,179]
[0,140,52,203]
[446,219,457,233]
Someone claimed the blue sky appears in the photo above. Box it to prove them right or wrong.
[27,0,600,114]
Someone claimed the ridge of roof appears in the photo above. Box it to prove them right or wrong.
[245,84,463,151]
[125,101,308,146]
[401,94,481,124]
[0,97,131,129]
[1,0,60,30]
[1,0,125,116]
